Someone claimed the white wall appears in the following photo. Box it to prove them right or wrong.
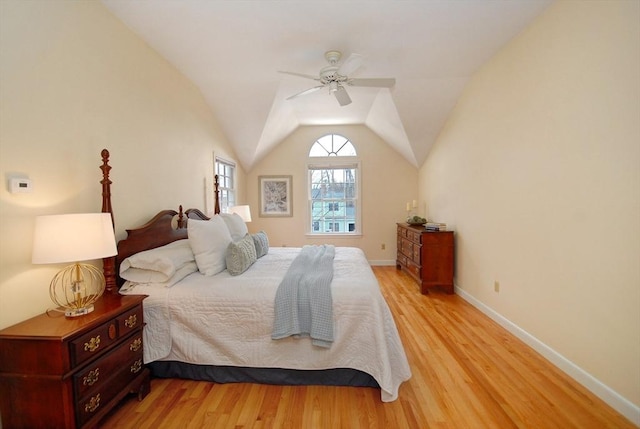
[420,0,639,421]
[0,1,239,329]
[247,125,418,262]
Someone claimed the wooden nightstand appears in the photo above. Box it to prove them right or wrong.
[0,294,150,428]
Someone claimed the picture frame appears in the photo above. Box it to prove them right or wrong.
[259,175,292,217]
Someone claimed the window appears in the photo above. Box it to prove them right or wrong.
[309,134,356,157]
[215,157,236,212]
[308,134,360,236]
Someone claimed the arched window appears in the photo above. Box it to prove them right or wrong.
[309,134,357,157]
[307,134,361,235]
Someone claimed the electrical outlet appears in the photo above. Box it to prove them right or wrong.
[494,281,500,293]
[381,243,386,250]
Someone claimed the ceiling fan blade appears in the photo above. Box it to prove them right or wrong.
[278,70,320,81]
[334,86,352,106]
[286,85,324,100]
[337,53,363,77]
[348,77,396,88]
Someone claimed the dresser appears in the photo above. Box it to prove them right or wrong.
[396,223,454,294]
[0,294,150,428]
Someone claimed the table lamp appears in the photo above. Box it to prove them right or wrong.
[228,205,252,222]
[32,213,117,317]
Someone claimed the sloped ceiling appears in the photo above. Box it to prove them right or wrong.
[101,0,553,171]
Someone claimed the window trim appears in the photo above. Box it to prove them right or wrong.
[215,156,236,213]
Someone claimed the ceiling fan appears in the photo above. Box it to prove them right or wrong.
[279,50,396,106]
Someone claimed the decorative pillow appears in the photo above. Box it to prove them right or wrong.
[220,212,248,241]
[252,230,269,258]
[188,216,232,276]
[226,234,257,276]
[120,239,195,283]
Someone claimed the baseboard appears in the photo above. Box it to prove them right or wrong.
[369,259,396,266]
[455,286,640,426]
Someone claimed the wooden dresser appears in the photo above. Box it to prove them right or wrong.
[0,294,150,428]
[396,223,454,294]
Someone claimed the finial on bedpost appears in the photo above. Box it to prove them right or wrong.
[100,149,113,224]
[214,174,220,214]
[100,149,117,295]
[177,205,185,229]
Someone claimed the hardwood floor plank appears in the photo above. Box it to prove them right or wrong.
[100,266,636,429]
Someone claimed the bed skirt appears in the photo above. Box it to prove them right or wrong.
[149,361,381,388]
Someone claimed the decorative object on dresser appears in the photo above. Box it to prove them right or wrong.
[0,294,149,429]
[31,213,117,317]
[396,223,454,294]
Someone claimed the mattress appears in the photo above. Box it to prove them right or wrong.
[120,247,411,402]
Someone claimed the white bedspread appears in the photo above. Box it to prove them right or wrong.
[120,247,411,402]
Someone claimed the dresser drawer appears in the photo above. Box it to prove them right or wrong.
[401,237,413,258]
[117,305,143,335]
[412,245,421,263]
[397,253,407,267]
[405,258,421,280]
[74,331,143,399]
[409,230,422,243]
[76,358,144,427]
[70,320,119,367]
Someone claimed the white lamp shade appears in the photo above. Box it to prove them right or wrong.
[32,213,117,264]
[228,205,252,222]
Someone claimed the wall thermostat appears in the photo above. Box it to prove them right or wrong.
[9,177,32,194]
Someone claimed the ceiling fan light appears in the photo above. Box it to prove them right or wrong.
[329,81,338,93]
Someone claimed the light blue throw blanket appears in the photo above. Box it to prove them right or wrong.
[272,245,335,347]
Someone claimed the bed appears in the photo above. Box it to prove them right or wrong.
[99,149,411,402]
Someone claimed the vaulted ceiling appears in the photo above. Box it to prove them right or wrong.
[101,0,552,172]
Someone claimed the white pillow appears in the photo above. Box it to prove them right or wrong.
[120,239,195,283]
[220,212,248,241]
[120,261,198,290]
[188,216,232,276]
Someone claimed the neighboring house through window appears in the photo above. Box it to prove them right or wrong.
[308,134,361,236]
[215,157,236,212]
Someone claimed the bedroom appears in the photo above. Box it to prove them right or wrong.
[0,0,638,427]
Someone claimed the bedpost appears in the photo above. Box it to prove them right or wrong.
[214,174,220,214]
[100,149,118,295]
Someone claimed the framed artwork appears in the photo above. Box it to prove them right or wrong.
[259,175,292,217]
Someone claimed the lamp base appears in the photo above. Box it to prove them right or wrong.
[64,304,95,318]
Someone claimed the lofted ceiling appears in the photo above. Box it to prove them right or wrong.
[101,0,553,172]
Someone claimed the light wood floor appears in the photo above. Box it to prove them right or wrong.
[101,266,635,428]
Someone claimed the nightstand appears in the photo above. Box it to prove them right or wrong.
[0,294,150,428]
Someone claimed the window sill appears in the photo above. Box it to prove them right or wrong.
[305,232,362,238]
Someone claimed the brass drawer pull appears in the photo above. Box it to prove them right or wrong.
[130,359,142,374]
[84,394,101,413]
[130,338,142,352]
[83,368,99,386]
[124,314,137,328]
[84,335,101,352]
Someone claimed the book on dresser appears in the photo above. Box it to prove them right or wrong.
[0,294,150,429]
[396,222,454,294]
[425,222,447,231]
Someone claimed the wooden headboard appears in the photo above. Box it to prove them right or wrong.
[100,149,220,293]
